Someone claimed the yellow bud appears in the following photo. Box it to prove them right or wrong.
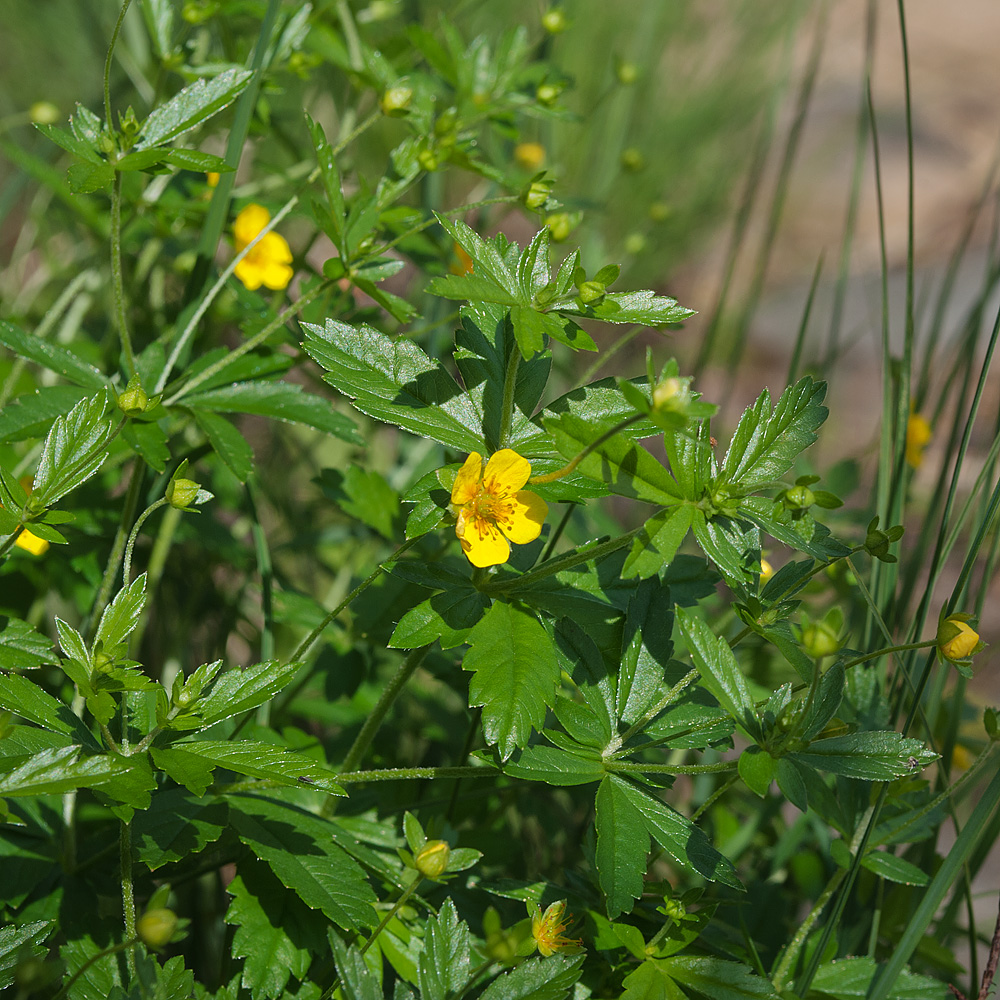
[380,85,413,116]
[29,101,60,125]
[652,377,682,411]
[514,142,546,171]
[759,558,774,584]
[414,840,450,878]
[137,908,178,949]
[938,617,980,662]
[906,411,932,468]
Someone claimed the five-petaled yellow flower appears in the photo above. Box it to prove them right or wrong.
[531,900,581,957]
[451,449,548,568]
[233,203,294,292]
[15,529,49,556]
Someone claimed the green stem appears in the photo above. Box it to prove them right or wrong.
[337,765,494,784]
[110,172,137,378]
[287,535,420,665]
[692,773,738,822]
[608,760,737,776]
[103,0,135,132]
[123,497,168,583]
[0,533,18,564]
[529,413,644,483]
[129,504,181,654]
[86,460,146,639]
[120,820,136,978]
[840,639,936,671]
[772,867,845,990]
[496,346,521,450]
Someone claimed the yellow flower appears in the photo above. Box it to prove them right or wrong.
[531,900,581,957]
[451,450,548,568]
[514,141,546,171]
[206,171,220,187]
[938,617,980,662]
[15,529,49,556]
[906,411,932,468]
[759,557,774,584]
[232,203,293,291]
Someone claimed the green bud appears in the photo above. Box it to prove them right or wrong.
[652,377,685,413]
[577,280,605,305]
[546,212,572,242]
[616,61,638,86]
[621,147,645,172]
[167,477,200,510]
[800,620,842,659]
[649,201,671,222]
[624,232,646,255]
[414,840,450,878]
[99,134,116,155]
[182,0,218,24]
[93,650,115,673]
[117,376,149,417]
[29,101,59,125]
[175,687,195,709]
[535,83,561,106]
[137,908,178,949]
[381,85,413,116]
[119,106,140,138]
[417,147,440,172]
[434,107,459,137]
[784,485,815,510]
[523,180,551,211]
[541,8,567,33]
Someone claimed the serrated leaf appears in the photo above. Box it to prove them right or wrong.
[691,511,758,585]
[433,214,520,299]
[0,746,146,798]
[95,574,147,652]
[184,381,361,444]
[811,956,947,999]
[193,410,253,481]
[502,743,604,785]
[122,418,170,472]
[0,673,98,746]
[544,411,683,505]
[479,954,584,1000]
[616,776,742,889]
[132,787,228,869]
[660,955,778,999]
[462,601,561,760]
[418,898,470,1000]
[595,774,649,918]
[0,920,52,990]
[676,606,761,741]
[739,495,850,561]
[302,319,485,452]
[618,578,674,725]
[620,961,687,1000]
[185,659,300,728]
[34,121,103,163]
[799,662,844,740]
[329,933,382,1000]
[720,377,827,491]
[738,746,777,797]
[228,797,376,931]
[790,732,938,780]
[0,615,54,669]
[156,740,345,795]
[559,289,695,327]
[32,393,115,506]
[137,68,252,148]
[623,505,696,580]
[0,387,90,442]
[389,589,490,650]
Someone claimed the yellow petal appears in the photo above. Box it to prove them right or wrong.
[457,514,510,567]
[15,529,49,556]
[234,203,271,248]
[451,453,483,505]
[498,490,547,544]
[258,231,293,264]
[483,449,531,497]
[234,257,264,290]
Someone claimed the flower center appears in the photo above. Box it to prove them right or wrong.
[470,487,513,525]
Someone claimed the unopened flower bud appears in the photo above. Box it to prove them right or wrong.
[784,485,815,510]
[535,83,561,106]
[759,558,774,584]
[577,281,605,305]
[514,142,546,171]
[417,147,440,172]
[523,180,550,211]
[167,477,200,510]
[117,376,149,417]
[621,147,645,172]
[624,232,646,256]
[380,85,413,116]
[137,908,178,949]
[649,201,671,222]
[541,8,567,33]
[546,212,572,242]
[616,62,638,85]
[937,616,981,662]
[652,377,683,412]
[414,840,450,878]
[800,620,842,659]
[29,101,59,125]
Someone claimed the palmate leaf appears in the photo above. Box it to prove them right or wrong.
[462,601,562,760]
[418,899,471,1000]
[719,376,827,491]
[136,67,252,149]
[302,319,485,452]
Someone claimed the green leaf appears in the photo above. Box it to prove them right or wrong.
[0,673,98,746]
[184,381,361,444]
[228,797,376,931]
[426,271,519,307]
[33,122,103,163]
[790,732,937,780]
[691,511,758,585]
[478,955,584,1000]
[150,746,216,796]
[616,776,742,889]
[502,743,605,785]
[329,934,382,1000]
[859,850,929,886]
[623,505,696,580]
[193,410,254,482]
[463,601,561,760]
[225,868,316,1000]
[182,660,299,729]
[660,955,778,999]
[60,936,122,1000]
[132,787,229,869]
[738,747,777,797]
[306,114,345,252]
[544,411,683,505]
[122,418,170,472]
[0,615,54,669]
[620,961,687,1000]
[67,160,114,193]
[32,393,115,507]
[799,663,844,740]
[433,215,520,300]
[559,289,695,327]
[595,774,649,918]
[418,898,471,1000]
[719,377,827,491]
[0,387,90,442]
[302,319,485,452]
[320,465,400,540]
[0,920,51,991]
[618,578,674,725]
[676,606,761,741]
[161,148,231,172]
[0,746,147,798]
[389,589,490,650]
[738,495,849,562]
[156,739,345,795]
[95,574,147,653]
[136,68,252,148]
[811,956,947,999]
